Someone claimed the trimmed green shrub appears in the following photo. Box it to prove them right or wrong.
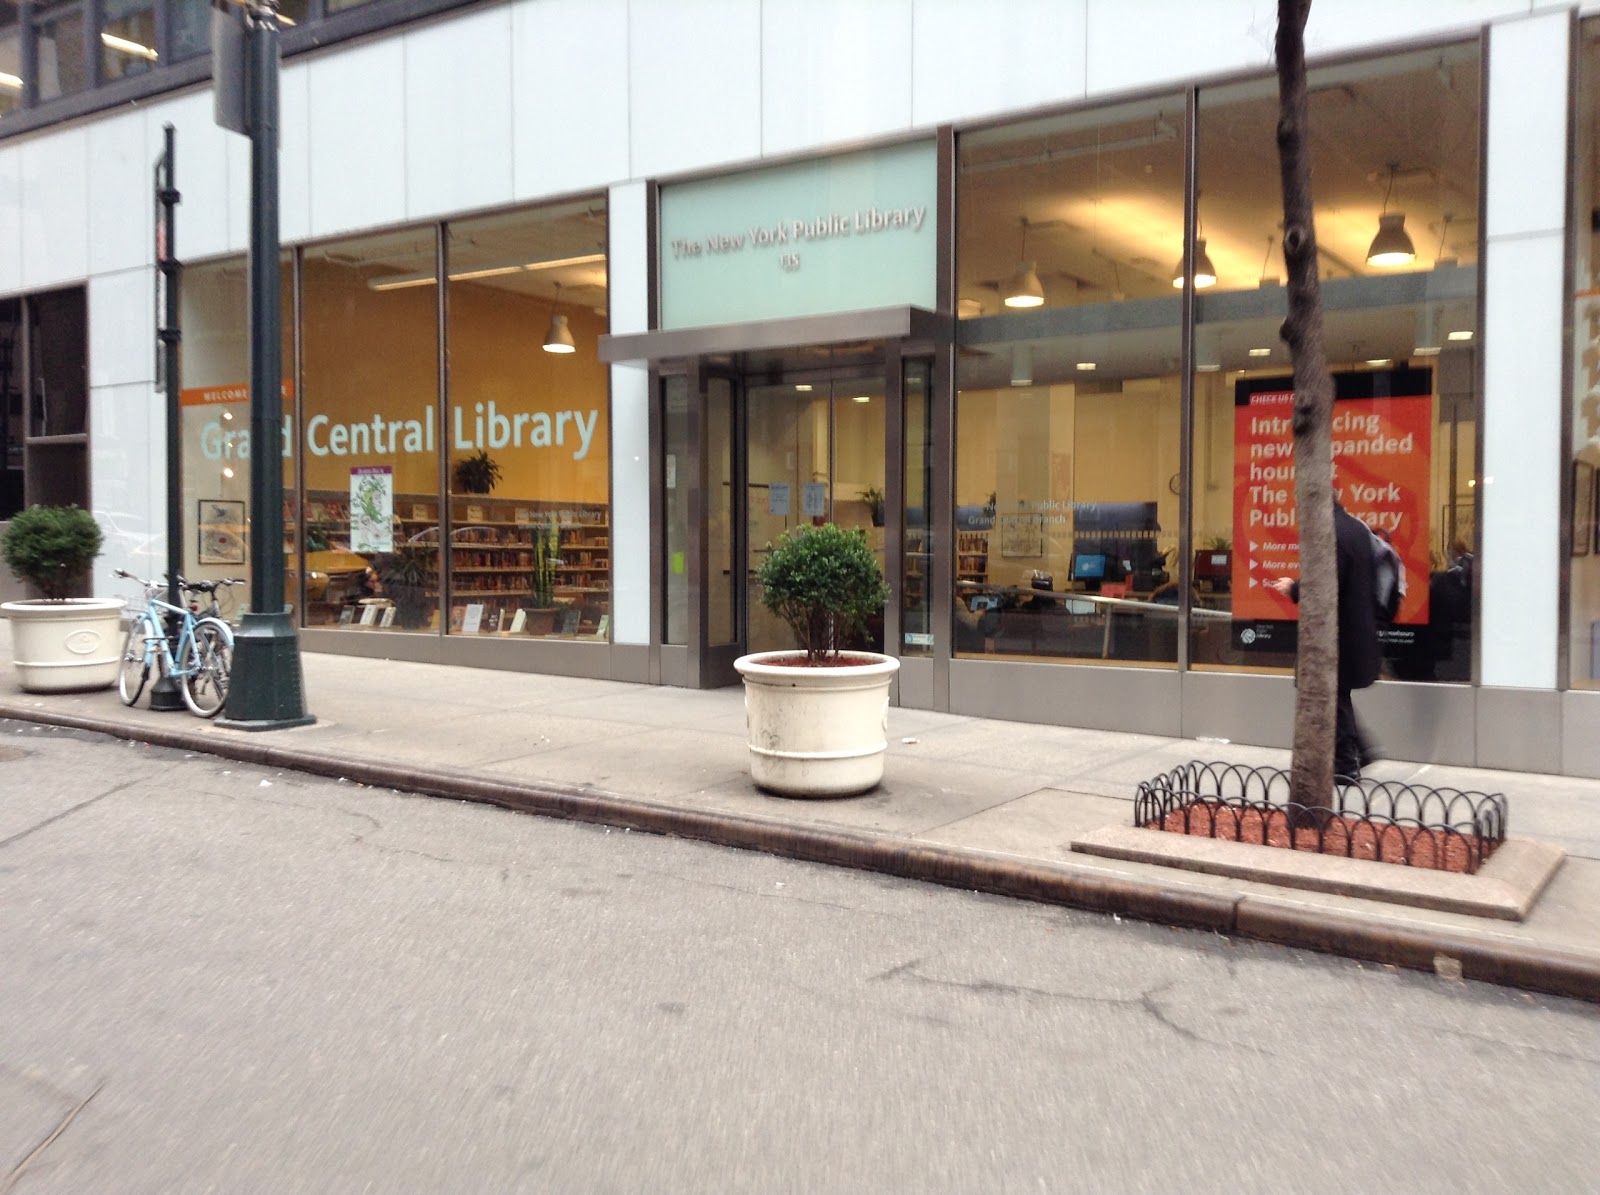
[755,522,890,662]
[2,504,105,600]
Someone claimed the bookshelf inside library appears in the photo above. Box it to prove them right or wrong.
[294,490,610,635]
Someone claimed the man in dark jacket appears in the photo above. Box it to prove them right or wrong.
[1269,501,1382,779]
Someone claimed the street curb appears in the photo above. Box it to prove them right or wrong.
[5,703,1598,1004]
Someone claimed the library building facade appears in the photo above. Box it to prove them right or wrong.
[3,1,1600,776]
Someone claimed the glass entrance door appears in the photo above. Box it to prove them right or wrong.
[744,368,887,654]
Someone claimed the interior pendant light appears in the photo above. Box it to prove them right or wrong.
[1366,165,1416,268]
[1171,238,1217,290]
[1003,218,1045,308]
[542,281,576,353]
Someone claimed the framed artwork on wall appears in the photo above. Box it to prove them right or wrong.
[1574,461,1595,558]
[198,499,247,565]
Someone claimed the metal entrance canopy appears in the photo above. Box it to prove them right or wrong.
[598,305,949,364]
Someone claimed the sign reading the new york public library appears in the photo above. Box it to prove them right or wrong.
[658,140,936,329]
[1230,369,1434,653]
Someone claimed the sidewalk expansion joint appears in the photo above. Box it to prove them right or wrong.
[3,702,1597,1004]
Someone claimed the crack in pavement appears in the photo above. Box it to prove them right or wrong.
[1430,1026,1600,1068]
[0,779,143,851]
[871,958,1283,1057]
[0,1080,103,1195]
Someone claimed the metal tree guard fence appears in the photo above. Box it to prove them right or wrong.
[1134,761,1507,874]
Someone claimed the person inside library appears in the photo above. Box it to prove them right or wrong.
[1268,496,1383,780]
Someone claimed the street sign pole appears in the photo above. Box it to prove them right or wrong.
[150,123,186,712]
[217,0,313,730]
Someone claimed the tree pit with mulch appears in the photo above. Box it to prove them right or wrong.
[1155,800,1481,873]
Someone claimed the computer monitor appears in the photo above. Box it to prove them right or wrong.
[1072,553,1107,581]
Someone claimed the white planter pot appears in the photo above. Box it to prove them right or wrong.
[734,650,901,797]
[2,598,127,693]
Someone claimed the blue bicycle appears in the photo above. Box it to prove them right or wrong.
[114,570,241,717]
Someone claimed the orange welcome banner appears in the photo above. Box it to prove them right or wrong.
[180,381,295,407]
[1232,375,1433,627]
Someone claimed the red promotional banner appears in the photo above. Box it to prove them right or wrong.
[1233,376,1433,628]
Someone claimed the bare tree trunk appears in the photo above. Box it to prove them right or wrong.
[1275,0,1337,811]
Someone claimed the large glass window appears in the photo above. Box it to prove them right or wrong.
[1571,19,1600,690]
[445,201,610,640]
[1,297,23,516]
[177,256,294,611]
[1191,45,1480,682]
[301,229,440,631]
[99,0,157,82]
[955,96,1186,665]
[0,2,21,118]
[32,2,87,100]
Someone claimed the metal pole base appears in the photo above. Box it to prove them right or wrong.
[217,610,315,731]
[148,671,187,712]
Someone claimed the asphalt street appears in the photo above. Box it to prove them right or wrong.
[3,719,1598,1194]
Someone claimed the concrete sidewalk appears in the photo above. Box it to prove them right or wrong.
[3,619,1598,1001]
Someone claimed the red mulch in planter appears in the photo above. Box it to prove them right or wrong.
[765,654,885,668]
[1155,800,1479,873]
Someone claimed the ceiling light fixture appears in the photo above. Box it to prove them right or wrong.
[100,31,157,61]
[1447,329,1474,342]
[795,384,813,392]
[1366,164,1416,267]
[523,252,606,273]
[0,72,22,91]
[851,395,871,403]
[1002,219,1045,308]
[1075,362,1096,371]
[1172,238,1217,290]
[543,282,576,354]
[1248,347,1271,358]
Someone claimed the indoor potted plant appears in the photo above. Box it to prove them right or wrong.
[522,516,563,635]
[1,504,125,692]
[734,522,897,797]
[452,449,501,495]
[858,485,886,528]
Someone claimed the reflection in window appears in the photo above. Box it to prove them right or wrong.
[1,298,22,517]
[0,2,21,118]
[33,2,87,100]
[956,96,1185,665]
[446,200,610,640]
[100,0,156,81]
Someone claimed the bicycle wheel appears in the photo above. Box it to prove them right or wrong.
[117,616,160,706]
[180,618,234,718]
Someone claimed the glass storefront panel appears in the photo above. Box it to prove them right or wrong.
[901,358,933,655]
[0,297,20,517]
[707,376,734,646]
[663,375,689,645]
[178,256,294,613]
[956,96,1185,665]
[1572,19,1600,689]
[1192,45,1480,681]
[445,201,610,640]
[302,229,439,631]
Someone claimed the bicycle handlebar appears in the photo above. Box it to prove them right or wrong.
[112,569,246,594]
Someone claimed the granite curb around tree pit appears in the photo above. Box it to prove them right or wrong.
[1,700,1597,1004]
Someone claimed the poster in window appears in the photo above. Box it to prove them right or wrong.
[1574,460,1595,558]
[197,500,246,565]
[998,513,1044,558]
[350,466,394,554]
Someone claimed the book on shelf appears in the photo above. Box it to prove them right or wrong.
[337,606,356,626]
[484,606,502,633]
[357,602,381,627]
[379,606,397,628]
[449,604,465,632]
[461,603,485,634]
[508,608,527,634]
